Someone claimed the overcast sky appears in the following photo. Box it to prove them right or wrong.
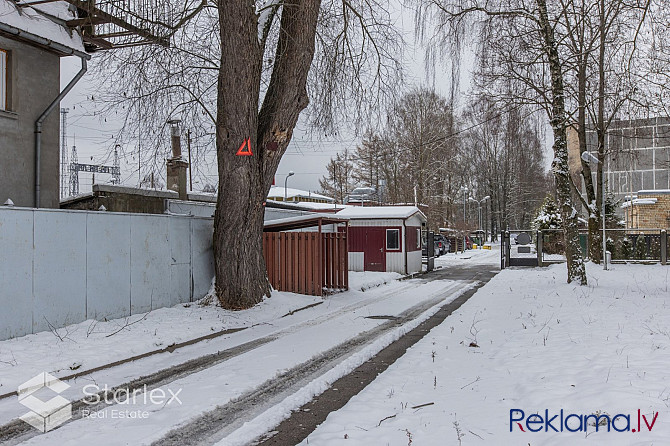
[59,5,478,196]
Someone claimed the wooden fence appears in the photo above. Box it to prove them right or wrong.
[263,232,348,296]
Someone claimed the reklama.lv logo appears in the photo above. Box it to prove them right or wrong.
[510,409,659,433]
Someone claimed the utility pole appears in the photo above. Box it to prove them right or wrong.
[69,145,79,196]
[60,108,69,199]
[187,129,193,191]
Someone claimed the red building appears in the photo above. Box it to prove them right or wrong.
[336,206,427,274]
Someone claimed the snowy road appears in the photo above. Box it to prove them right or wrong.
[0,249,500,445]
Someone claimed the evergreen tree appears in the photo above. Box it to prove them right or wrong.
[533,195,563,230]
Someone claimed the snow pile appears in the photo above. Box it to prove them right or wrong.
[302,263,670,445]
[0,0,84,52]
[348,271,402,291]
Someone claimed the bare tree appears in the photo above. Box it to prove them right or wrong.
[415,0,587,284]
[319,148,354,203]
[90,0,402,308]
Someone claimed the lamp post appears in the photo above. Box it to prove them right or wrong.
[459,186,469,252]
[581,151,607,270]
[284,171,295,202]
[469,195,490,246]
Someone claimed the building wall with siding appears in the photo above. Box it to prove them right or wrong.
[348,252,364,272]
[0,36,60,208]
[386,252,406,274]
[407,250,422,274]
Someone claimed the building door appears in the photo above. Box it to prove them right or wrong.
[364,228,386,271]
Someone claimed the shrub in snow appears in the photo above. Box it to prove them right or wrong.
[634,236,648,260]
[534,195,563,254]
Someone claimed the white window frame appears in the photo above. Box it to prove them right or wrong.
[0,49,7,111]
[386,228,400,251]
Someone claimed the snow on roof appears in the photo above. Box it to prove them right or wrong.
[267,186,334,202]
[336,206,426,220]
[0,0,84,53]
[287,201,350,211]
[621,198,658,209]
[263,213,348,229]
[638,189,670,195]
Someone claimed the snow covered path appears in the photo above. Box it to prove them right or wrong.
[0,259,496,445]
[300,261,670,446]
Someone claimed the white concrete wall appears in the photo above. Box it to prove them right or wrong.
[0,207,215,341]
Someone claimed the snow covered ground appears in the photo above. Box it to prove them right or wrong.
[0,269,476,445]
[301,261,670,445]
[0,271,398,398]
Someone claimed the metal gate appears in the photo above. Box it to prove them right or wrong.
[501,230,538,268]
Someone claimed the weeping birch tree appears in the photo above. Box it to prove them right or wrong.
[416,0,587,284]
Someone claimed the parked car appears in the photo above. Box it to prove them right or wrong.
[434,234,449,256]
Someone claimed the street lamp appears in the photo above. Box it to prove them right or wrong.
[459,186,469,252]
[284,171,295,201]
[469,195,490,246]
[581,151,607,270]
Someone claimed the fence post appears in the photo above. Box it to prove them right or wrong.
[500,231,505,269]
[537,230,543,267]
[662,229,667,265]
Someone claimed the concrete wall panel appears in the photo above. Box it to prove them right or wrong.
[130,215,170,313]
[0,208,216,340]
[33,210,87,332]
[0,209,33,339]
[86,213,131,320]
[191,218,214,300]
[169,217,192,306]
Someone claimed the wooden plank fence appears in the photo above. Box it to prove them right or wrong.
[263,232,348,296]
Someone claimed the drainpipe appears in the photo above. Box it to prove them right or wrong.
[35,56,88,207]
[0,22,91,207]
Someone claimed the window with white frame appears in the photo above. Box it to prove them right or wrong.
[416,228,421,249]
[386,229,400,250]
[0,49,7,111]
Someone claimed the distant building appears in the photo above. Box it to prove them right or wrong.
[622,190,670,230]
[345,186,380,206]
[568,117,670,213]
[0,0,86,208]
[267,186,335,204]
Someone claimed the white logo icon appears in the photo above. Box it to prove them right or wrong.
[18,372,72,433]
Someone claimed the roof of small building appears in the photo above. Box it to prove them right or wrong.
[267,186,334,202]
[336,206,426,220]
[0,0,84,54]
[263,213,348,232]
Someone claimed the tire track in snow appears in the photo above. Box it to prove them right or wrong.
[0,279,432,445]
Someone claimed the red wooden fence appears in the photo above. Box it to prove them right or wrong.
[263,232,348,296]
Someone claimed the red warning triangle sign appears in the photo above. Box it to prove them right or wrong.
[236,138,253,156]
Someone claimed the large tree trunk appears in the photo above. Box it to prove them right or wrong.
[577,57,601,263]
[537,0,587,285]
[214,0,321,309]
